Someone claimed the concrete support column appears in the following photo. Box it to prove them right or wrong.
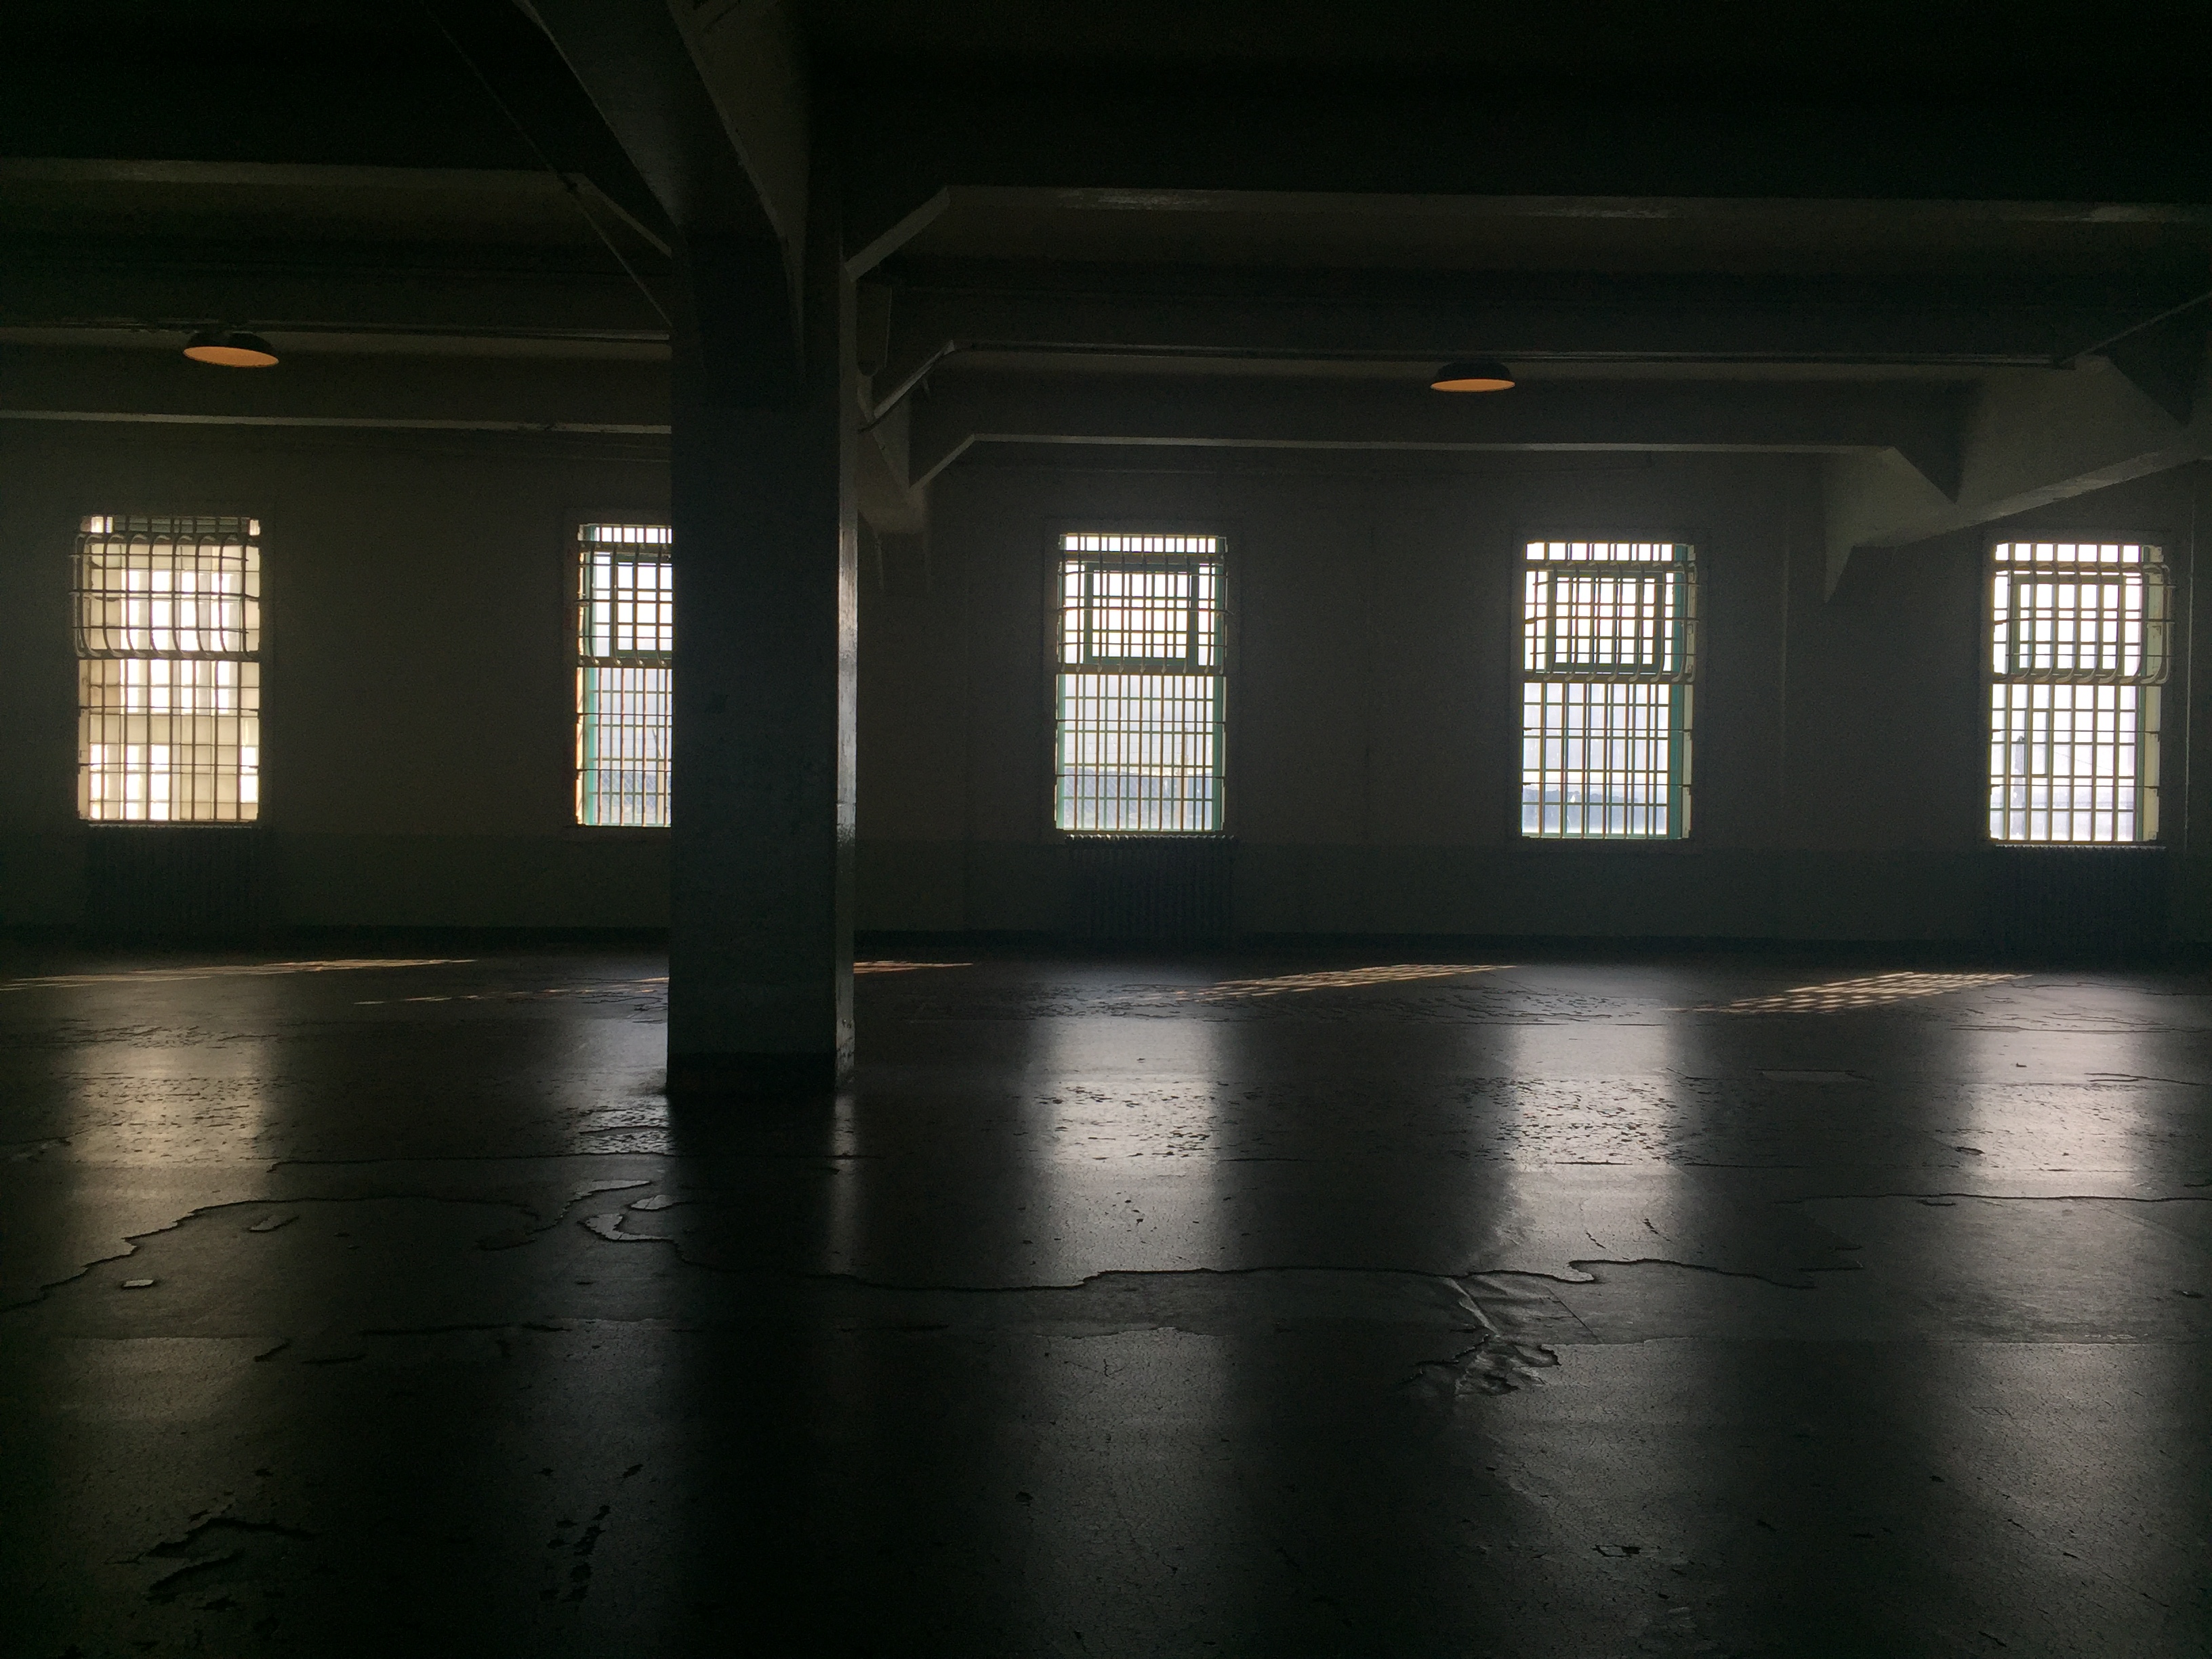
[667,226,857,1092]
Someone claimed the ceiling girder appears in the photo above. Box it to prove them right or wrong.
[905,373,1973,496]
[867,283,2149,414]
[1823,351,2212,590]
[0,344,670,430]
[0,257,667,344]
[522,0,804,391]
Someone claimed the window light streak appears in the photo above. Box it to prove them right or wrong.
[855,961,974,975]
[75,514,262,823]
[1988,543,2165,844]
[1,958,469,991]
[1181,964,1502,1001]
[1692,971,2024,1015]
[354,975,666,1006]
[1055,534,1225,833]
[1521,540,1692,839]
[577,523,673,827]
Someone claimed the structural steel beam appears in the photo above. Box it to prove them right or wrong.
[0,253,668,345]
[1822,351,2212,590]
[867,271,2167,413]
[0,345,670,432]
[521,0,779,242]
[907,371,1971,494]
[838,85,2212,268]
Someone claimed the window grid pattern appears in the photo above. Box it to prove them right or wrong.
[1054,535,1224,834]
[75,514,261,823]
[577,523,673,827]
[1989,541,2164,844]
[1521,540,1693,839]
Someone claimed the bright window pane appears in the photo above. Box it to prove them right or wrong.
[1054,535,1224,832]
[1988,543,2163,844]
[1521,680,1677,838]
[1520,541,1692,840]
[577,523,673,827]
[75,515,262,823]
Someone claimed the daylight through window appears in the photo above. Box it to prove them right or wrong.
[577,522,673,827]
[1054,533,1224,833]
[75,514,261,822]
[1521,540,1694,838]
[1989,541,2165,844]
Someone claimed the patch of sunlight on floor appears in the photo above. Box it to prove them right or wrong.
[1183,964,1504,1002]
[1,959,472,991]
[1692,971,2024,1015]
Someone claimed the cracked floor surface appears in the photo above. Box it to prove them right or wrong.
[1,945,2207,1656]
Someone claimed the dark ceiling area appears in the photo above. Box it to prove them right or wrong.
[802,0,2205,93]
[0,0,2205,492]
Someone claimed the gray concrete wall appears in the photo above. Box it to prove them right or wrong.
[3,422,2204,941]
[0,420,670,928]
[856,450,2211,941]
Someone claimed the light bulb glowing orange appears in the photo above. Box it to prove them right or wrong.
[183,331,279,368]
[1430,359,1514,392]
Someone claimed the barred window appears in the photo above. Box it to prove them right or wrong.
[1054,533,1225,833]
[1521,540,1694,838]
[75,514,261,823]
[577,522,672,827]
[1989,541,2165,844]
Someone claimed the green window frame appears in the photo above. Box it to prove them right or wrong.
[1520,539,1695,839]
[1053,533,1226,834]
[1988,540,2166,844]
[576,521,673,827]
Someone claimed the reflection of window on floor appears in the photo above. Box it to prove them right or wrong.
[1988,541,2165,844]
[1521,541,1695,838]
[577,522,673,827]
[1054,533,1225,833]
[75,514,262,823]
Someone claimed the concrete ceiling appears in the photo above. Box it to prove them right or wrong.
[799,0,2202,93]
[882,190,2212,281]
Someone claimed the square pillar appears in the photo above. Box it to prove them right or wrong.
[666,232,857,1092]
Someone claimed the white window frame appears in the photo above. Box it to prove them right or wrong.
[1519,538,1697,840]
[1987,539,2167,844]
[1050,531,1228,835]
[73,512,262,825]
[575,520,673,828]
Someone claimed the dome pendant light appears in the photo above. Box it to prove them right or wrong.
[183,327,280,368]
[1430,359,1514,392]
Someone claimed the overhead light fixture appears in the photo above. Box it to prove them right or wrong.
[1430,359,1514,392]
[183,327,279,369]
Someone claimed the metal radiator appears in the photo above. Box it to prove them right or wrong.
[1986,846,2167,957]
[83,827,271,941]
[1067,835,1234,944]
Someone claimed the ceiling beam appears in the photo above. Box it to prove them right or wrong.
[867,277,2148,413]
[838,85,2212,269]
[523,0,807,390]
[520,0,780,241]
[0,253,668,344]
[0,344,669,431]
[1822,350,2212,589]
[907,372,1970,493]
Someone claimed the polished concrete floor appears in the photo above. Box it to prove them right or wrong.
[2,945,2207,1656]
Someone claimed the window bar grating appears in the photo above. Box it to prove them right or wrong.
[1988,541,2165,844]
[577,522,674,827]
[74,514,262,823]
[1054,533,1225,834]
[1520,539,1694,838]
